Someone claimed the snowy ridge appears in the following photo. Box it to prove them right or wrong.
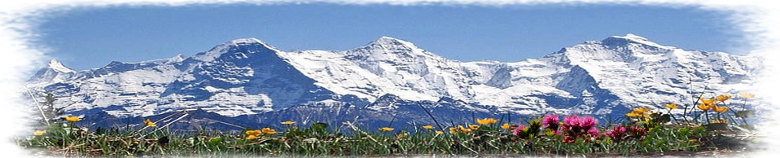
[28,34,760,121]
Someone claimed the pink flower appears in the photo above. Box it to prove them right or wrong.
[587,127,599,136]
[563,115,580,127]
[542,114,559,129]
[513,124,526,136]
[578,116,597,129]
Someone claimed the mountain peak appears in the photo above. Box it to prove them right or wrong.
[194,38,281,61]
[48,59,75,73]
[368,36,419,49]
[600,33,670,49]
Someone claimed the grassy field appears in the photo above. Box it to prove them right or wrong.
[17,94,761,156]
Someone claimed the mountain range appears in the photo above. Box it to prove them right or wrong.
[26,34,760,130]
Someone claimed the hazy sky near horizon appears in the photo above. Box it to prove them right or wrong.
[36,3,743,70]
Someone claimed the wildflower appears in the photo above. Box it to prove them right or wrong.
[246,135,257,140]
[379,127,394,132]
[665,104,678,109]
[714,106,729,113]
[281,121,295,125]
[587,128,599,137]
[476,118,498,125]
[738,92,755,99]
[501,123,511,130]
[716,94,732,102]
[33,130,46,136]
[434,131,444,135]
[578,116,597,129]
[261,128,276,135]
[632,107,651,113]
[563,115,580,127]
[396,133,408,139]
[64,116,81,122]
[245,130,262,136]
[542,114,559,129]
[513,124,527,136]
[710,118,728,124]
[605,126,626,142]
[697,103,711,111]
[450,125,471,134]
[468,124,480,130]
[699,98,715,105]
[626,112,641,117]
[143,119,156,127]
[422,125,434,130]
[459,125,472,133]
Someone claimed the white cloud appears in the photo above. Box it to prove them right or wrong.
[1,0,778,157]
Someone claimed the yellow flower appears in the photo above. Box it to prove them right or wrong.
[468,124,480,130]
[143,119,156,127]
[246,135,257,140]
[422,125,434,130]
[281,121,295,125]
[626,112,641,117]
[632,107,650,113]
[710,118,728,124]
[396,133,408,139]
[699,98,715,105]
[738,92,755,99]
[245,130,262,136]
[665,104,678,109]
[64,116,81,122]
[449,127,458,134]
[715,94,732,102]
[714,106,729,113]
[450,125,472,134]
[33,130,46,136]
[476,118,498,125]
[501,123,511,130]
[435,131,444,135]
[697,103,711,111]
[379,127,394,132]
[261,128,276,135]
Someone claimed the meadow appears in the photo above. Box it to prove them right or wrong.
[17,93,761,156]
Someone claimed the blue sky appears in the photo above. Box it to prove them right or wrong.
[36,3,742,70]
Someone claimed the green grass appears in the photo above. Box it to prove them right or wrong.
[18,120,736,156]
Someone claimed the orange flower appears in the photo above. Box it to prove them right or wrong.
[476,118,498,125]
[379,127,394,132]
[665,104,678,109]
[714,106,729,113]
[632,107,651,113]
[501,123,511,130]
[143,119,156,127]
[699,98,715,105]
[715,94,732,102]
[697,103,711,111]
[422,125,434,130]
[468,124,480,130]
[64,116,81,122]
[245,130,262,136]
[246,135,257,140]
[281,121,295,125]
[261,128,276,135]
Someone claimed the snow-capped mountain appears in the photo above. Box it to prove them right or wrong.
[27,34,760,129]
